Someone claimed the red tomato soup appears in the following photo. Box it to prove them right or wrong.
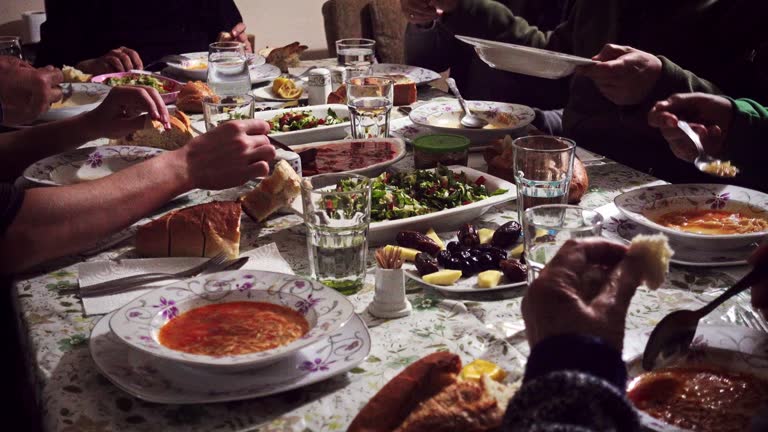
[158,301,310,356]
[301,140,396,176]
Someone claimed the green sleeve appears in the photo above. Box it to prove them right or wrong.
[645,57,723,106]
[726,98,768,175]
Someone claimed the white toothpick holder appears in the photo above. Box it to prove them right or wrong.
[368,268,412,319]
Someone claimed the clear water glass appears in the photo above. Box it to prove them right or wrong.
[301,173,371,295]
[202,95,255,131]
[0,36,23,59]
[347,76,393,139]
[513,135,576,222]
[207,41,251,96]
[336,38,376,77]
[523,205,603,284]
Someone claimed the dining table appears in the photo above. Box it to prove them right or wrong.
[11,60,764,432]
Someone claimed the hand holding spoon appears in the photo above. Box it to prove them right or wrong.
[677,120,738,177]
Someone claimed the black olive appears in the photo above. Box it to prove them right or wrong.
[479,245,508,262]
[478,253,496,271]
[468,248,483,257]
[457,250,471,260]
[446,257,462,270]
[500,259,527,283]
[457,223,481,248]
[491,221,522,249]
[460,257,479,277]
[397,231,441,256]
[415,253,440,276]
[437,250,452,267]
[519,252,526,265]
[446,241,462,253]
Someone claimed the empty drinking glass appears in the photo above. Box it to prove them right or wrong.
[523,205,603,284]
[0,36,23,59]
[336,38,376,77]
[202,95,255,131]
[207,41,251,96]
[347,76,394,139]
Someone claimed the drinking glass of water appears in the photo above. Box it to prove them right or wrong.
[336,38,376,77]
[301,173,371,295]
[523,205,603,284]
[347,76,394,139]
[0,36,23,59]
[513,135,576,222]
[202,95,254,131]
[207,41,251,96]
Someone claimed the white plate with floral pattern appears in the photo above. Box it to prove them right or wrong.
[623,325,768,432]
[23,145,164,186]
[370,63,441,86]
[91,310,370,404]
[614,184,768,250]
[164,51,267,81]
[38,83,111,121]
[597,203,754,267]
[409,100,535,142]
[109,270,356,371]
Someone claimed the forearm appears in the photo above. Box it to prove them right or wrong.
[0,114,100,181]
[0,151,191,272]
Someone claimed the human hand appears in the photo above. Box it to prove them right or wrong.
[226,23,253,54]
[0,55,32,71]
[578,44,663,106]
[0,65,63,125]
[749,243,768,322]
[80,86,170,139]
[648,93,733,162]
[75,47,143,74]
[401,0,439,24]
[521,239,645,351]
[176,120,276,190]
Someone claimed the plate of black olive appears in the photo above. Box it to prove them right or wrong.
[397,222,529,293]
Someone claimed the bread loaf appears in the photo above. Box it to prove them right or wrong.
[115,110,194,150]
[136,201,241,258]
[177,81,217,113]
[240,160,301,223]
[260,42,308,73]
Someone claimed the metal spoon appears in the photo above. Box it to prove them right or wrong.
[677,120,738,177]
[642,266,767,370]
[446,78,488,129]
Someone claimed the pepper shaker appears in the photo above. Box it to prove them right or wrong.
[307,68,332,106]
[330,66,347,91]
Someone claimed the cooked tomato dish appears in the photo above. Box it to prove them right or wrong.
[158,301,309,356]
[300,140,396,176]
[628,366,768,432]
[653,209,768,235]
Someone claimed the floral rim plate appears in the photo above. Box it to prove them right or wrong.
[614,184,768,249]
[597,203,754,267]
[109,270,356,370]
[91,71,183,104]
[409,100,535,141]
[91,310,370,404]
[23,145,164,187]
[164,51,266,80]
[369,63,441,86]
[248,63,283,84]
[623,325,768,432]
[38,83,111,122]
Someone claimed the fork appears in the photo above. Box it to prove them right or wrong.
[737,307,768,332]
[59,83,74,103]
[79,252,228,298]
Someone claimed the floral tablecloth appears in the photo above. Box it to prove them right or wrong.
[12,81,760,432]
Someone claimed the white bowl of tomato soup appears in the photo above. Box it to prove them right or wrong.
[109,270,356,371]
[615,184,768,250]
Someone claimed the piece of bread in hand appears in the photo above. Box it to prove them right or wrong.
[62,65,92,83]
[261,42,308,73]
[177,81,217,113]
[136,201,242,258]
[115,110,194,150]
[627,234,673,290]
[240,160,301,223]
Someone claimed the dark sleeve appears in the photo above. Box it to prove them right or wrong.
[210,0,244,42]
[404,23,457,73]
[725,98,768,186]
[0,184,24,236]
[35,0,94,68]
[501,334,639,431]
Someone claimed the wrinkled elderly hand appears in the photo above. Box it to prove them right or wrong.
[178,120,276,190]
[76,46,143,74]
[578,44,663,106]
[81,86,170,138]
[648,93,732,162]
[750,243,768,322]
[0,64,63,125]
[522,239,644,351]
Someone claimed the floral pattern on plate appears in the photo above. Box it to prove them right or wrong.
[91,310,370,403]
[408,100,535,142]
[109,270,356,369]
[596,203,754,267]
[370,63,441,86]
[23,145,164,186]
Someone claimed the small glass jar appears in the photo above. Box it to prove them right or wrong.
[413,134,471,169]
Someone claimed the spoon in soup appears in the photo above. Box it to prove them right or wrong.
[677,120,739,178]
[446,78,488,129]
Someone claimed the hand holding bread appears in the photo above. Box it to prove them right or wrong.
[82,86,170,139]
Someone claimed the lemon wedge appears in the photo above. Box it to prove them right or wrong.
[460,359,507,382]
[272,77,302,99]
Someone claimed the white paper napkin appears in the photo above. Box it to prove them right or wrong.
[78,243,294,316]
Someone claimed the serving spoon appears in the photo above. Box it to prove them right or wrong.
[642,266,767,370]
[446,78,488,129]
[677,120,739,177]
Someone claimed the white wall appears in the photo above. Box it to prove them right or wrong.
[0,0,330,57]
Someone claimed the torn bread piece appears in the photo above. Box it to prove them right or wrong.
[627,234,674,290]
[240,160,301,222]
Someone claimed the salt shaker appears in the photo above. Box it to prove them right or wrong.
[307,68,332,106]
[329,66,347,92]
[368,267,412,319]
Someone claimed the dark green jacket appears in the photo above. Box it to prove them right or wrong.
[441,0,768,190]
[727,99,768,188]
